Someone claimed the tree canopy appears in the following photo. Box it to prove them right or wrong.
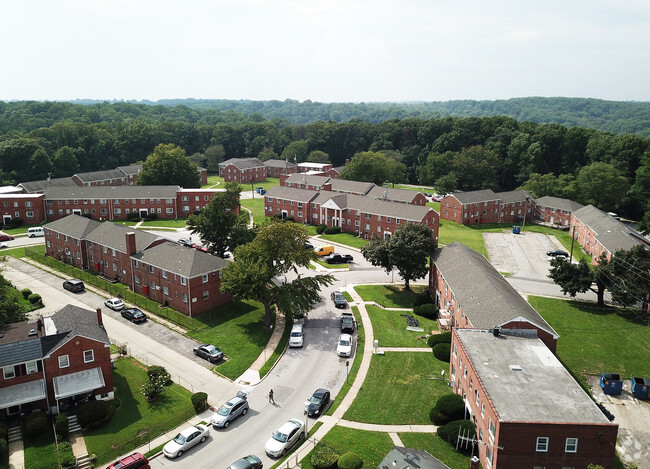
[341,151,407,186]
[137,143,200,188]
[0,268,28,327]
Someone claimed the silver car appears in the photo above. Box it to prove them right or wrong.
[163,424,209,458]
[264,418,305,458]
[210,391,249,428]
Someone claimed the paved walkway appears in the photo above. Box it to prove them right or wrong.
[8,438,24,469]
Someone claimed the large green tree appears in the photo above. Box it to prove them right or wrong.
[137,143,200,188]
[187,182,245,257]
[574,162,629,212]
[220,221,334,327]
[361,223,437,291]
[341,151,406,186]
[52,146,80,177]
[548,258,606,305]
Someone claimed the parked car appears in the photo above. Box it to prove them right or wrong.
[104,298,125,311]
[289,323,304,348]
[324,253,353,264]
[314,245,334,256]
[62,279,85,293]
[193,343,224,363]
[547,249,569,258]
[331,291,348,309]
[163,424,209,458]
[107,452,150,469]
[264,418,305,458]
[0,242,7,249]
[337,334,353,357]
[226,455,263,469]
[0,234,14,242]
[121,308,147,323]
[304,242,314,250]
[178,238,193,247]
[193,243,209,253]
[431,196,442,202]
[210,391,249,428]
[305,388,330,417]
[340,312,355,333]
[423,192,432,197]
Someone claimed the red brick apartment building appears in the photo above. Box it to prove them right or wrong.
[0,305,113,417]
[451,329,618,469]
[533,196,584,228]
[1,194,46,226]
[219,158,267,183]
[429,242,558,352]
[281,173,332,191]
[264,159,298,178]
[440,190,532,225]
[44,215,231,316]
[570,204,648,264]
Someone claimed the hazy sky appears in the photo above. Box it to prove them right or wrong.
[2,0,649,102]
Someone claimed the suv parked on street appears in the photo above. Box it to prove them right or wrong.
[331,291,347,309]
[210,391,250,428]
[340,312,355,333]
[63,279,85,293]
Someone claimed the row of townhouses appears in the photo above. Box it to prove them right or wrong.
[219,158,340,183]
[0,305,114,418]
[264,173,438,242]
[44,215,232,316]
[429,242,618,469]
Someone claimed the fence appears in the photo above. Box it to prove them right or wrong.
[24,246,196,330]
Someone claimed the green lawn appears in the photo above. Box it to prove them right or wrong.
[2,224,43,235]
[318,231,368,249]
[530,296,650,378]
[84,358,195,465]
[110,220,139,226]
[399,433,473,469]
[23,429,58,469]
[240,197,267,225]
[366,305,437,347]
[299,427,394,469]
[314,259,349,269]
[139,218,188,228]
[353,284,428,308]
[202,175,224,188]
[438,220,498,257]
[186,300,272,380]
[344,352,452,425]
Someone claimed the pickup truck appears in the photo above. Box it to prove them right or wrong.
[324,253,353,264]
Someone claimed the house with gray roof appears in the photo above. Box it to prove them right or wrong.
[18,177,77,194]
[219,158,267,183]
[282,173,331,191]
[378,446,450,469]
[441,189,533,225]
[571,204,648,263]
[430,241,559,352]
[367,186,428,205]
[534,196,584,228]
[0,305,113,417]
[264,159,298,178]
[328,178,374,196]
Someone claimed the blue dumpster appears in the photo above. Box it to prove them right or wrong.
[600,372,623,396]
[631,377,650,400]
[260,189,266,195]
[256,187,261,193]
[512,225,521,234]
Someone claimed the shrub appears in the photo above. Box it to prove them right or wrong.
[191,392,209,414]
[55,413,69,439]
[0,421,7,440]
[58,442,76,468]
[285,216,295,222]
[438,419,476,448]
[430,393,465,425]
[76,400,111,428]
[0,438,7,457]
[147,365,171,385]
[427,331,451,348]
[24,412,48,437]
[21,288,32,299]
[433,342,451,362]
[337,452,363,469]
[127,212,140,221]
[144,213,157,221]
[4,218,24,229]
[315,224,327,234]
[324,226,341,235]
[415,303,438,319]
[28,293,42,305]
[311,445,339,469]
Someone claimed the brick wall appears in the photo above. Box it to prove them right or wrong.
[570,214,609,263]
[0,195,46,225]
[45,230,88,270]
[534,205,572,227]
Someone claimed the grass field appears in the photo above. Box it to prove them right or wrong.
[353,284,428,308]
[344,352,452,425]
[240,197,267,225]
[318,231,368,249]
[139,218,188,228]
[366,305,437,348]
[530,296,650,378]
[23,430,58,469]
[399,433,472,469]
[84,358,195,465]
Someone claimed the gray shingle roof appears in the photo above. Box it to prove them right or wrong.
[19,177,77,193]
[534,196,584,212]
[265,185,319,203]
[367,186,420,203]
[0,335,43,367]
[328,179,374,195]
[456,329,611,424]
[44,214,101,239]
[496,190,530,204]
[132,241,228,277]
[85,221,160,253]
[449,189,498,204]
[378,447,450,469]
[432,242,558,337]
[220,158,265,170]
[45,305,110,354]
[284,173,330,188]
[117,164,142,175]
[320,192,435,222]
[74,169,124,183]
[44,185,180,200]
[264,159,297,169]
[573,205,643,254]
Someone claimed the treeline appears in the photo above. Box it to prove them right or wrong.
[0,102,648,223]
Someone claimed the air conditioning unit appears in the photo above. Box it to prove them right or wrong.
[155,286,161,290]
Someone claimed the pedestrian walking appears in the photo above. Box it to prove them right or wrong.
[269,389,275,404]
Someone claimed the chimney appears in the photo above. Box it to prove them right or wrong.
[125,231,137,255]
[96,308,103,327]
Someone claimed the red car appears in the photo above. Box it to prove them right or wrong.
[0,234,14,242]
[192,244,209,253]
[107,452,149,469]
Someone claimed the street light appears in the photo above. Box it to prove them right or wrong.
[346,360,349,384]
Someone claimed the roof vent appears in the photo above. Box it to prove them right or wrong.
[28,329,38,337]
[510,364,522,371]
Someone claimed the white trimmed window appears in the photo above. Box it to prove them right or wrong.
[536,436,549,452]
[202,274,208,283]
[26,361,38,374]
[565,438,578,453]
[3,366,16,379]
[203,291,209,300]
[59,355,70,368]
[83,350,94,363]
[181,293,188,303]
[489,418,496,438]
[180,277,187,286]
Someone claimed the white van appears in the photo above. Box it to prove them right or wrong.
[289,323,304,348]
[27,227,44,238]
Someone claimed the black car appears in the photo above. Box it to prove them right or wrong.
[324,253,353,264]
[546,249,569,258]
[340,312,355,332]
[226,455,263,469]
[331,291,348,309]
[178,238,193,247]
[193,343,224,363]
[62,279,85,293]
[306,388,330,417]
[121,308,147,323]
[304,242,314,250]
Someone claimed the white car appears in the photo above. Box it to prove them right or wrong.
[337,334,353,357]
[0,242,7,249]
[265,418,305,458]
[289,323,304,348]
[163,424,209,458]
[104,298,125,311]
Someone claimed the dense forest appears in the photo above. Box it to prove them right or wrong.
[0,100,648,228]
